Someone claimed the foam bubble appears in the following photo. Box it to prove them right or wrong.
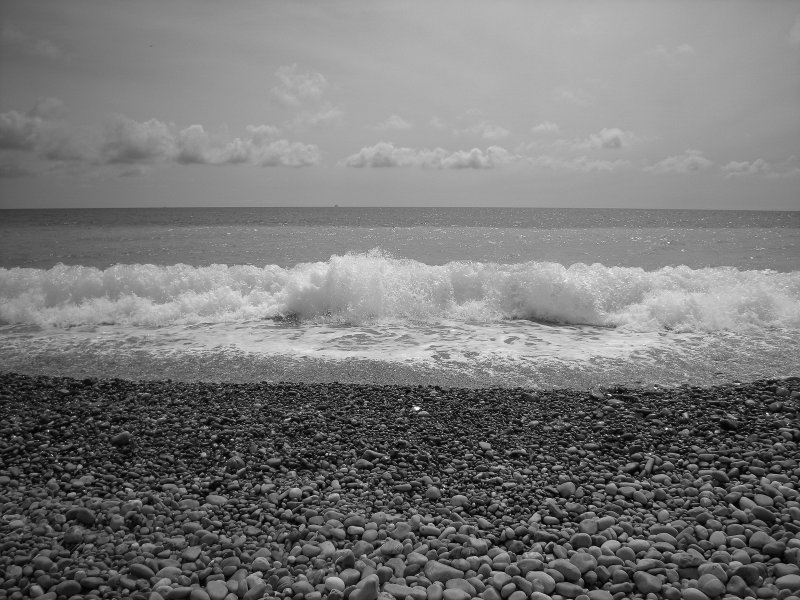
[1,250,798,331]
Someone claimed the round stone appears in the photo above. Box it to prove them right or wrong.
[557,481,577,498]
[111,430,132,446]
[65,506,96,526]
[633,571,662,594]
[325,577,346,592]
[426,486,442,500]
[776,574,800,591]
[205,494,228,506]
[450,494,469,507]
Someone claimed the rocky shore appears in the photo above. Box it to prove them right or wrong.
[0,372,799,600]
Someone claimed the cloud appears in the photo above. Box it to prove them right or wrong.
[100,116,176,164]
[102,117,320,167]
[1,25,64,60]
[0,98,85,160]
[270,65,344,130]
[429,116,446,129]
[566,127,636,151]
[651,43,695,63]
[645,149,713,174]
[553,87,594,106]
[789,15,800,47]
[721,159,771,178]
[372,114,413,131]
[343,142,522,169]
[1,101,320,173]
[0,110,40,150]
[530,155,632,173]
[722,157,800,179]
[0,161,32,178]
[531,121,560,134]
[271,64,328,107]
[459,121,510,141]
[289,105,344,129]
[453,110,509,140]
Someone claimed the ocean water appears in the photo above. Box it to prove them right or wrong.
[1,207,798,388]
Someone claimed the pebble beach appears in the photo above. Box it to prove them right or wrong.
[1,373,799,600]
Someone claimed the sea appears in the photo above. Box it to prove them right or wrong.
[1,207,798,389]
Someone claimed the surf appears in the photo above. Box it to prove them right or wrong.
[1,249,798,332]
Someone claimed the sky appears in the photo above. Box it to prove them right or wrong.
[1,0,799,209]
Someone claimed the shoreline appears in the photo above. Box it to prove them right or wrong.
[1,372,799,600]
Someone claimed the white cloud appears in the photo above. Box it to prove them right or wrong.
[722,157,800,179]
[0,161,32,178]
[343,142,521,169]
[245,124,281,144]
[1,25,64,60]
[0,99,321,174]
[271,64,328,107]
[530,155,632,173]
[0,110,40,150]
[566,127,636,150]
[290,105,344,129]
[452,110,510,140]
[645,149,713,174]
[168,121,320,167]
[101,116,176,164]
[652,43,695,63]
[721,159,771,178]
[255,139,320,167]
[553,87,594,106]
[0,98,85,160]
[372,114,413,131]
[459,121,510,141]
[429,116,446,129]
[270,65,344,130]
[789,15,800,47]
[531,121,560,134]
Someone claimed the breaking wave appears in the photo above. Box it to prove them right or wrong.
[1,250,798,332]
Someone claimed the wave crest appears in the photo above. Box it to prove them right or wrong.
[1,250,798,331]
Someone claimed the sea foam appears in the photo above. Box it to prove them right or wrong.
[1,250,798,331]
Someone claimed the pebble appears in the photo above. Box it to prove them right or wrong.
[111,430,132,446]
[424,561,465,583]
[1,373,798,600]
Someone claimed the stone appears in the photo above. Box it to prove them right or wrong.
[550,559,582,583]
[442,589,471,600]
[569,533,592,549]
[129,563,156,580]
[776,574,800,591]
[557,481,576,498]
[424,561,464,583]
[55,580,82,596]
[450,494,469,507]
[206,580,229,600]
[383,583,418,600]
[325,577,345,592]
[182,546,202,562]
[65,506,96,526]
[570,552,597,574]
[379,539,405,556]
[527,571,556,594]
[680,588,710,600]
[205,494,228,506]
[351,575,380,600]
[633,571,662,594]
[63,527,84,545]
[111,430,132,446]
[555,581,585,598]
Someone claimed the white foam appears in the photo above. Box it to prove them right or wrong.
[1,249,798,332]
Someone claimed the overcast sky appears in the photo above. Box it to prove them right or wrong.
[1,1,799,209]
